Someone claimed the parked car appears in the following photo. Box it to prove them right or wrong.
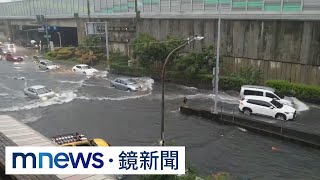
[72,64,99,75]
[240,85,293,106]
[51,133,110,147]
[111,78,142,91]
[39,60,59,70]
[4,53,23,62]
[23,85,56,100]
[239,95,297,121]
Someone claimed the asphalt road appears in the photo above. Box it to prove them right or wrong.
[0,47,320,179]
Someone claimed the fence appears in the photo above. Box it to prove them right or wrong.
[0,0,320,18]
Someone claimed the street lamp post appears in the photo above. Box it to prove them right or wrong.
[160,36,204,146]
[57,32,62,47]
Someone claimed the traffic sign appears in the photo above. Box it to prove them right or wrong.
[44,35,51,38]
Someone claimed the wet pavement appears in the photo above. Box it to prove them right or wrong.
[0,47,320,179]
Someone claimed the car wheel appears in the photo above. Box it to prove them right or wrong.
[83,72,86,75]
[276,114,286,121]
[243,108,252,115]
[127,88,131,92]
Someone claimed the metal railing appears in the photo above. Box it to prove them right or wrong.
[0,0,320,18]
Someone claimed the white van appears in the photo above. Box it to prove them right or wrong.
[240,85,294,106]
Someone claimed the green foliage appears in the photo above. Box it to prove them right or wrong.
[133,33,168,68]
[173,46,215,75]
[266,80,320,102]
[225,67,262,85]
[81,35,104,54]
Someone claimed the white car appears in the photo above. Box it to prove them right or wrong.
[72,64,99,75]
[239,96,297,121]
[23,85,56,100]
[39,60,59,70]
[240,85,294,107]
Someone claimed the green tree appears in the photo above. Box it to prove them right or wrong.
[81,35,104,54]
[173,46,215,75]
[133,33,167,68]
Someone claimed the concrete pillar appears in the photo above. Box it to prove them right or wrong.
[3,20,13,41]
[76,18,87,46]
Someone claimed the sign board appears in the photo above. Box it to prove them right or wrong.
[44,35,51,38]
[85,22,106,35]
[38,27,45,32]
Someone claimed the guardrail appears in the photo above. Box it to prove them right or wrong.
[1,0,320,19]
[180,106,320,149]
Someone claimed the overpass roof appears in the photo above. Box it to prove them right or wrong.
[0,0,320,20]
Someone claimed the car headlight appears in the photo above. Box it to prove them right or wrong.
[284,112,292,114]
[41,97,48,101]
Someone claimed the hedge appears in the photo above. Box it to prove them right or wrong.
[266,80,320,103]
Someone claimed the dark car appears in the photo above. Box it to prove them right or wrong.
[5,53,23,62]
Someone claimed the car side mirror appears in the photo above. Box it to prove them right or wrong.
[270,106,274,109]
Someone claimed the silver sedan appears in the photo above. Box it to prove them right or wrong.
[24,85,56,100]
[111,78,142,91]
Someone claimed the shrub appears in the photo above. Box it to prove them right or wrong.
[173,46,215,75]
[266,80,320,101]
[80,53,98,65]
[74,49,86,57]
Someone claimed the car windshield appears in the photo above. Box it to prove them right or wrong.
[36,87,51,94]
[270,99,283,108]
[81,66,92,69]
[126,79,137,85]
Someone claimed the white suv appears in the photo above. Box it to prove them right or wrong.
[240,85,294,106]
[239,96,296,121]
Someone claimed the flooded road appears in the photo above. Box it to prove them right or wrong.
[0,47,320,179]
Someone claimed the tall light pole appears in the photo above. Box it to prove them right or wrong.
[213,2,221,114]
[160,36,204,146]
[57,32,61,47]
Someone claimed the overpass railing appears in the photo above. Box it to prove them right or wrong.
[0,0,320,18]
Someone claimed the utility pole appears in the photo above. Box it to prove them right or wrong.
[87,0,91,20]
[45,18,50,51]
[105,22,109,60]
[57,32,62,47]
[213,3,221,114]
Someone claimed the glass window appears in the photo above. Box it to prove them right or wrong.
[266,92,279,100]
[36,87,51,94]
[81,66,92,69]
[28,88,35,93]
[126,79,137,85]
[76,66,81,69]
[244,90,255,95]
[271,99,283,108]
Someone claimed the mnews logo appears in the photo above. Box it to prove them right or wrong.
[5,146,185,175]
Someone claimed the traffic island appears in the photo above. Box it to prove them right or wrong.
[179,106,320,149]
